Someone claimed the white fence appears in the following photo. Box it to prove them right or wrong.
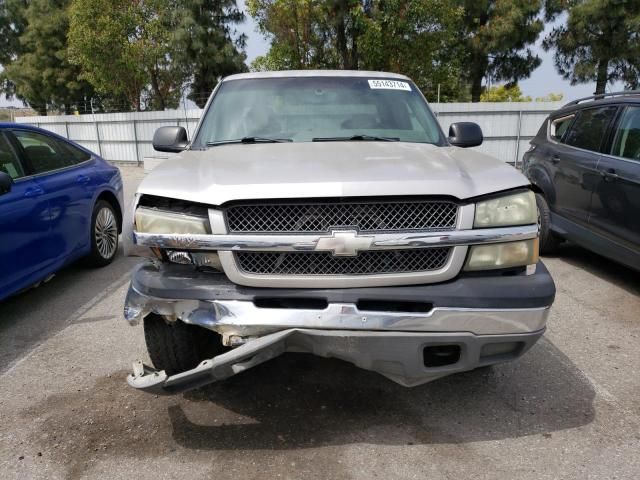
[15,101,563,166]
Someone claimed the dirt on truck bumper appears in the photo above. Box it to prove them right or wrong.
[123,262,555,394]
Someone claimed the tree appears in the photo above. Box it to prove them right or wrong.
[357,0,466,101]
[2,0,93,115]
[535,92,563,102]
[457,0,544,102]
[169,0,247,108]
[544,0,640,95]
[0,0,27,66]
[248,0,469,101]
[248,0,336,70]
[68,0,185,111]
[480,84,532,102]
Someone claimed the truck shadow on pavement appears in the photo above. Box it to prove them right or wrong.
[168,336,595,449]
[21,337,594,478]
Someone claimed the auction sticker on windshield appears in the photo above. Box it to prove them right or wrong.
[368,79,412,91]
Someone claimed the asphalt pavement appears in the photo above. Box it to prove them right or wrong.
[0,166,638,480]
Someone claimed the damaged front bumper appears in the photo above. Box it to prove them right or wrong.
[124,262,555,394]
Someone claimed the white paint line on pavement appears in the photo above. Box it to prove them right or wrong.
[2,271,132,377]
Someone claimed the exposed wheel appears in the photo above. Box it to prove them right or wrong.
[535,193,562,254]
[85,200,119,267]
[143,313,227,375]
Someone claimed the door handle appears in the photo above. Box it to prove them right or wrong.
[76,174,91,184]
[601,169,619,181]
[550,155,560,164]
[24,185,44,197]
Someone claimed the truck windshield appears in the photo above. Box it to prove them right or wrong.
[192,76,446,147]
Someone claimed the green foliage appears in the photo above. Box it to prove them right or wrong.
[2,0,93,115]
[544,0,640,94]
[458,0,544,102]
[357,0,466,102]
[0,0,28,98]
[535,92,564,102]
[169,0,247,108]
[68,0,184,111]
[248,0,347,70]
[248,0,468,101]
[480,84,532,102]
[248,1,544,102]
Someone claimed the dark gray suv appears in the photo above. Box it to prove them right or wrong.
[523,92,640,271]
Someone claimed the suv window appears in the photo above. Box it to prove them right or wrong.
[564,106,617,152]
[12,130,86,174]
[0,132,25,179]
[549,115,574,142]
[611,106,640,161]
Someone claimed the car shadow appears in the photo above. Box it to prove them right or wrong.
[544,243,639,298]
[168,336,595,449]
[0,244,141,373]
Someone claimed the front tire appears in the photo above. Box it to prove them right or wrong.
[85,200,119,267]
[535,193,562,254]
[143,313,227,375]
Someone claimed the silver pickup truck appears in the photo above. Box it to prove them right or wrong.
[122,70,555,394]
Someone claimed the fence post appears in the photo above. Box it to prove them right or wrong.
[94,120,103,157]
[514,109,523,168]
[64,121,69,139]
[133,119,140,166]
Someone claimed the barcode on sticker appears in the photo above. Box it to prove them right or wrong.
[368,79,411,91]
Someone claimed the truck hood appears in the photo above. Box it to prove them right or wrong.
[138,142,529,205]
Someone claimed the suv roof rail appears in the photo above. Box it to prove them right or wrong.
[564,90,640,107]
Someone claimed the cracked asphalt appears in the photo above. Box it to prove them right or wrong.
[1,166,639,479]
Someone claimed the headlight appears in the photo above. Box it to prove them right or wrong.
[474,191,537,228]
[135,207,210,234]
[464,239,539,271]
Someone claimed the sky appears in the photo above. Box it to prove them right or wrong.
[0,4,623,108]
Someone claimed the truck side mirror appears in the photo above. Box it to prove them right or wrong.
[448,122,483,148]
[0,171,13,195]
[152,126,189,153]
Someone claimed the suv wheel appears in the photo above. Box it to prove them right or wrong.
[144,313,227,375]
[535,193,562,254]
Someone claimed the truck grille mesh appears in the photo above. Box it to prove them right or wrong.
[235,248,451,276]
[226,200,458,233]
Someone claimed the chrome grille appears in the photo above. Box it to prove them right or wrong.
[235,248,451,276]
[226,200,458,233]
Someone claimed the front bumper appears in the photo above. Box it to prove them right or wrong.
[124,262,555,393]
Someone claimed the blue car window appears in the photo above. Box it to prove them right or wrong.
[0,132,25,179]
[12,130,77,174]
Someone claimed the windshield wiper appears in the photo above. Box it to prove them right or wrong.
[312,134,400,142]
[207,136,292,146]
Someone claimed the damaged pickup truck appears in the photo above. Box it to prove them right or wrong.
[122,70,555,394]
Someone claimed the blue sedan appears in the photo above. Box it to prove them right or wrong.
[0,123,124,301]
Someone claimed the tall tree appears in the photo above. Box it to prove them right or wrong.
[544,0,640,95]
[0,0,27,66]
[169,0,248,107]
[458,0,544,102]
[2,0,93,115]
[357,0,465,101]
[248,0,334,70]
[248,0,468,100]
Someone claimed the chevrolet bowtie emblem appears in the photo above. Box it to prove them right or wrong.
[314,230,374,256]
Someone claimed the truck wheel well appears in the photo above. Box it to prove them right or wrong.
[529,184,544,196]
[97,191,123,233]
